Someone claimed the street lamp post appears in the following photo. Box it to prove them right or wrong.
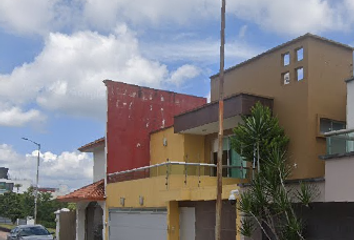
[22,137,40,224]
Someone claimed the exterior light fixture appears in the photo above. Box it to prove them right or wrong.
[139,196,144,206]
[120,197,125,206]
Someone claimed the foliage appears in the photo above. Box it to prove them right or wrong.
[231,102,289,170]
[0,187,68,228]
[67,202,77,211]
[232,102,313,240]
[0,192,24,224]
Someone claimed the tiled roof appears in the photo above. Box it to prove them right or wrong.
[78,137,105,152]
[57,179,105,202]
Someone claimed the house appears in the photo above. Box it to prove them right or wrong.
[57,137,105,240]
[104,33,353,240]
[58,81,206,240]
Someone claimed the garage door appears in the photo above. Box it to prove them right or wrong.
[109,209,167,240]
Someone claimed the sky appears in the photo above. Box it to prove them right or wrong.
[0,0,354,190]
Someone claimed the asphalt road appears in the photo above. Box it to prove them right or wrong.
[0,231,7,240]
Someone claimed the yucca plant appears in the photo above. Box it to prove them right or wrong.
[232,102,313,240]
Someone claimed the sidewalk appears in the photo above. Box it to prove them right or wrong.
[0,231,7,240]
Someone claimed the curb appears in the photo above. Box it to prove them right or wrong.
[0,226,10,232]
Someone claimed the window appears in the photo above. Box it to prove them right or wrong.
[283,53,290,66]
[282,72,290,85]
[297,47,304,61]
[296,67,304,81]
[320,118,346,134]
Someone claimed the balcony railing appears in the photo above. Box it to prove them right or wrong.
[325,128,354,155]
[107,161,254,187]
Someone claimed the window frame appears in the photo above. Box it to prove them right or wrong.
[282,71,291,85]
[296,47,304,62]
[296,67,304,81]
[282,52,290,66]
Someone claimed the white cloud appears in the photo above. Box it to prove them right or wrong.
[0,0,63,35]
[228,0,347,35]
[0,105,45,127]
[167,65,200,87]
[0,24,201,121]
[238,25,248,38]
[0,144,93,189]
[81,0,218,31]
[0,0,352,37]
[142,39,263,64]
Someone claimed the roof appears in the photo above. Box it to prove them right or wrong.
[345,77,354,83]
[174,92,273,118]
[78,137,105,152]
[211,33,354,79]
[57,179,105,202]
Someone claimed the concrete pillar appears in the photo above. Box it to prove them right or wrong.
[76,202,89,240]
[97,201,106,240]
[167,201,179,240]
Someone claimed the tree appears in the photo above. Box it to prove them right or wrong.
[0,192,24,224]
[232,102,313,240]
[231,102,289,171]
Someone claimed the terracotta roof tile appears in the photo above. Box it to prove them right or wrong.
[78,137,105,152]
[57,179,104,202]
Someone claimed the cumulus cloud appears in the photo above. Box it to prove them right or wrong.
[0,105,45,127]
[0,144,93,189]
[0,0,65,35]
[0,24,201,121]
[167,65,200,87]
[228,0,347,35]
[1,0,351,37]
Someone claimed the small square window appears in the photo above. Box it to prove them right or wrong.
[283,72,290,85]
[283,53,290,66]
[296,67,304,81]
[297,48,304,61]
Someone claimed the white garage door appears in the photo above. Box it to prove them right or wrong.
[109,209,167,240]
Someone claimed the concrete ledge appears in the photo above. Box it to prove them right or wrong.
[319,151,354,160]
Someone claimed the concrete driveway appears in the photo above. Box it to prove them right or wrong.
[0,231,7,240]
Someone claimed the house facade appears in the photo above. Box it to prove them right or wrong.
[57,138,106,240]
[104,34,354,240]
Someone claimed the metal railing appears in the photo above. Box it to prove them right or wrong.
[324,128,354,155]
[107,161,254,188]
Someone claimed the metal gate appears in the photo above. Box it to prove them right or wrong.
[108,208,167,240]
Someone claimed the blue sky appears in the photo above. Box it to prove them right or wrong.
[0,0,353,189]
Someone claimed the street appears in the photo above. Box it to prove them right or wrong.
[0,231,7,240]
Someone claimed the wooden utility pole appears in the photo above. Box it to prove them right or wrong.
[215,0,225,240]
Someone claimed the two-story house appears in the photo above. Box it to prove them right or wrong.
[104,33,353,240]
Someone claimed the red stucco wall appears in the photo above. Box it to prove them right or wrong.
[104,80,206,175]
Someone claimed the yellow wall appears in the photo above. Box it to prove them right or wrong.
[106,175,245,208]
[150,127,206,164]
[184,134,205,163]
[106,175,244,240]
[150,127,185,164]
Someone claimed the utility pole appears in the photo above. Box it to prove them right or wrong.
[22,137,40,224]
[215,0,226,239]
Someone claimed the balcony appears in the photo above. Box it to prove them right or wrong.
[324,129,354,156]
[107,162,252,203]
[108,161,253,186]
